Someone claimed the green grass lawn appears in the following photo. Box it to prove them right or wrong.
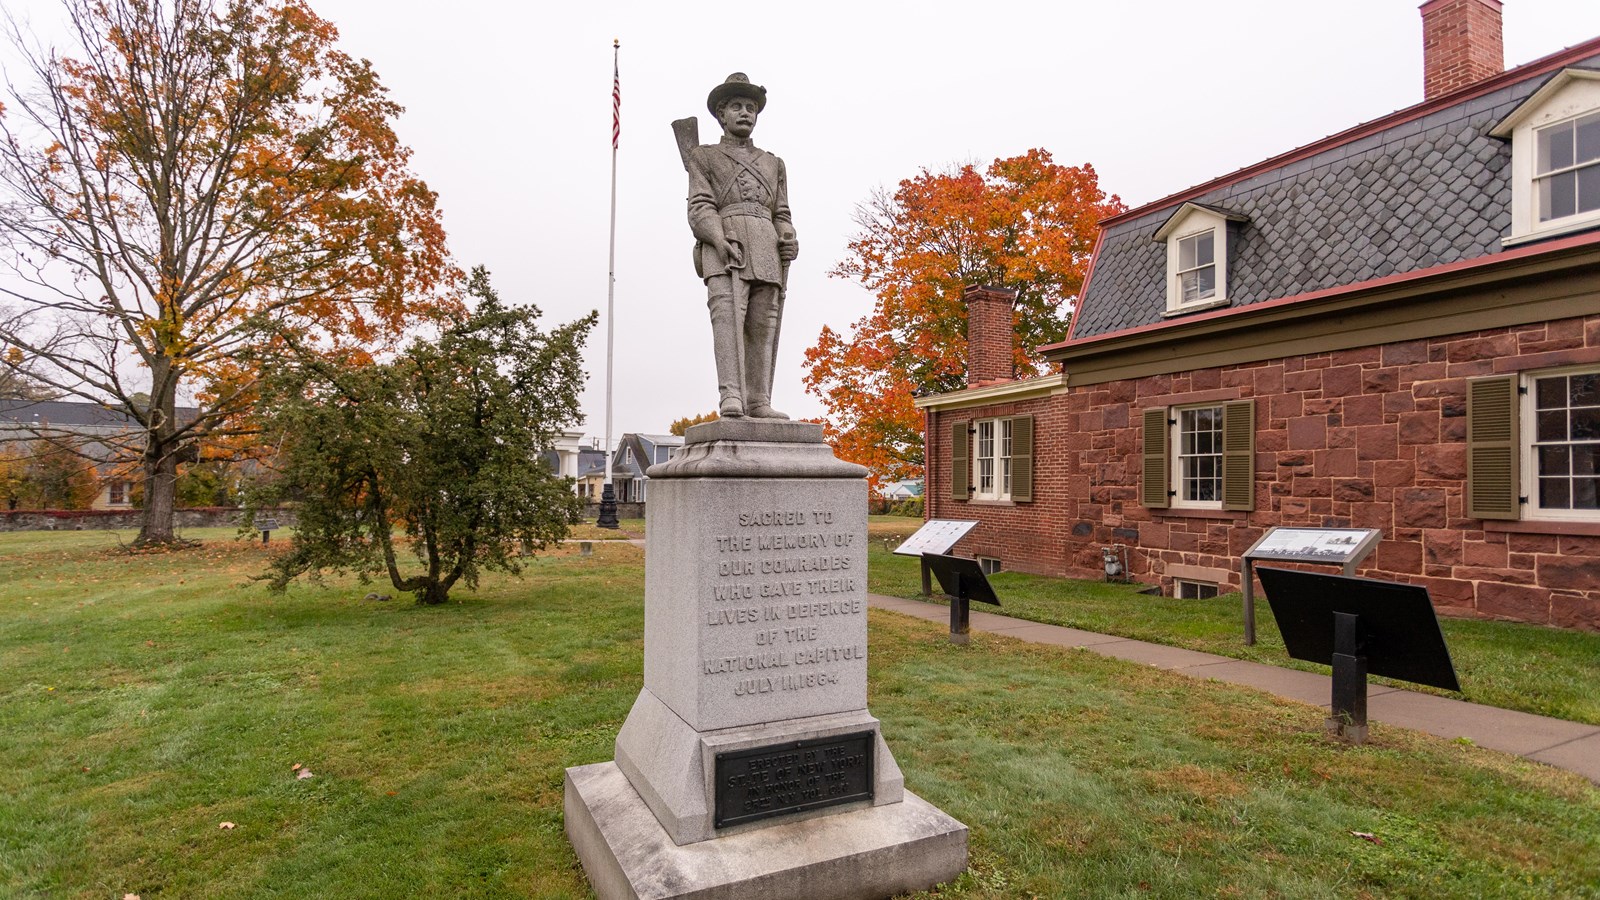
[865,518,1600,727]
[3,527,1598,898]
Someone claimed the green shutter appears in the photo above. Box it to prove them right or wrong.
[1467,376,1520,520]
[1009,416,1033,502]
[1221,400,1255,511]
[1141,407,1170,509]
[950,419,970,501]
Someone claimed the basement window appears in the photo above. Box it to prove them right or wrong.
[1174,579,1219,600]
[977,556,1002,575]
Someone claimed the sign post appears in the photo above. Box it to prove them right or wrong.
[1239,527,1382,645]
[922,553,1000,645]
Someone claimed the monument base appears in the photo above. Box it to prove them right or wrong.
[614,688,904,845]
[565,761,968,900]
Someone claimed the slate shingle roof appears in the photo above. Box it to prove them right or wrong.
[1067,49,1600,342]
[0,399,198,431]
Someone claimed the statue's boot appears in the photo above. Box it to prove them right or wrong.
[743,290,788,420]
[708,287,745,417]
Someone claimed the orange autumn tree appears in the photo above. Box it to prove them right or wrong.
[0,0,456,545]
[803,149,1122,489]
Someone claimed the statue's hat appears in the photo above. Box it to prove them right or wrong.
[707,73,767,116]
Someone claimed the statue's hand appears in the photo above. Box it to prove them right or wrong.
[778,232,799,262]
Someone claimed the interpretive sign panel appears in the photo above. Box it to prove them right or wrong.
[893,520,978,557]
[1243,527,1382,566]
[714,731,875,829]
[1256,567,1460,691]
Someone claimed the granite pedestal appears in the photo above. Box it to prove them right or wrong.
[565,421,967,899]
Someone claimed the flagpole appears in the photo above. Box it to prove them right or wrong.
[596,38,621,529]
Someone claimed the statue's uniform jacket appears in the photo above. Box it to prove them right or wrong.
[687,138,792,285]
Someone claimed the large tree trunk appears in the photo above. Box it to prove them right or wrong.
[135,363,183,547]
[136,445,179,545]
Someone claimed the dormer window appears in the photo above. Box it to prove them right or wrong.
[1153,202,1247,315]
[1176,231,1216,304]
[1535,110,1600,225]
[1493,68,1600,245]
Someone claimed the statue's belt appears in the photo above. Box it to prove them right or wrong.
[718,201,773,220]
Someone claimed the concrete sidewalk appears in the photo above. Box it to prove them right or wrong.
[868,592,1600,785]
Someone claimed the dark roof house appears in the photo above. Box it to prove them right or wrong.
[917,0,1600,631]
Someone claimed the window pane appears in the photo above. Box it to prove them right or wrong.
[1581,165,1600,216]
[1181,266,1216,303]
[1536,375,1568,410]
[1574,444,1600,476]
[1543,170,1577,221]
[1195,231,1214,266]
[1179,235,1196,270]
[1538,445,1571,476]
[1538,410,1568,442]
[1539,120,1574,173]
[1577,112,1600,165]
[1576,478,1600,509]
[1574,408,1600,441]
[1540,477,1571,509]
[1573,374,1600,406]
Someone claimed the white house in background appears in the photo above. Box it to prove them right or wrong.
[882,479,924,501]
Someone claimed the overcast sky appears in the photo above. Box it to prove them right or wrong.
[8,0,1600,444]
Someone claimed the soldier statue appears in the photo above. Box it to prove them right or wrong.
[681,73,799,419]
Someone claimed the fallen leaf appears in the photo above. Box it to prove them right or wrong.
[1350,831,1383,845]
[124,894,140,900]
[219,822,236,830]
[291,763,302,771]
[296,768,314,780]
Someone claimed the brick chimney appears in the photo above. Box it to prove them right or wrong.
[964,284,1017,386]
[1421,0,1503,100]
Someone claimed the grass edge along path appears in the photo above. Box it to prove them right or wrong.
[864,517,1600,728]
[1,528,1597,898]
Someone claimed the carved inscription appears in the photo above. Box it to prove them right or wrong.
[704,508,865,700]
[714,731,875,828]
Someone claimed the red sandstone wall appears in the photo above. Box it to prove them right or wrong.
[928,313,1600,631]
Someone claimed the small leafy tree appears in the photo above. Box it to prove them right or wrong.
[251,268,594,604]
[20,440,101,508]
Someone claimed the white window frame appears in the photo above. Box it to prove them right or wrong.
[1154,204,1241,315]
[1495,69,1600,246]
[1175,230,1218,305]
[1174,579,1219,600]
[1172,404,1224,510]
[1521,365,1600,522]
[971,417,1013,501]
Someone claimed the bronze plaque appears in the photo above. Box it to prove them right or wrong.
[713,731,874,828]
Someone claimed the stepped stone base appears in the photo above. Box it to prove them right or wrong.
[565,761,968,900]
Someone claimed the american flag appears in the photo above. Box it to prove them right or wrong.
[611,41,620,150]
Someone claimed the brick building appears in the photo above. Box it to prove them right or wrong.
[918,0,1600,630]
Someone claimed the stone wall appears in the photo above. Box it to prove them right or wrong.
[0,507,295,533]
[929,312,1600,631]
